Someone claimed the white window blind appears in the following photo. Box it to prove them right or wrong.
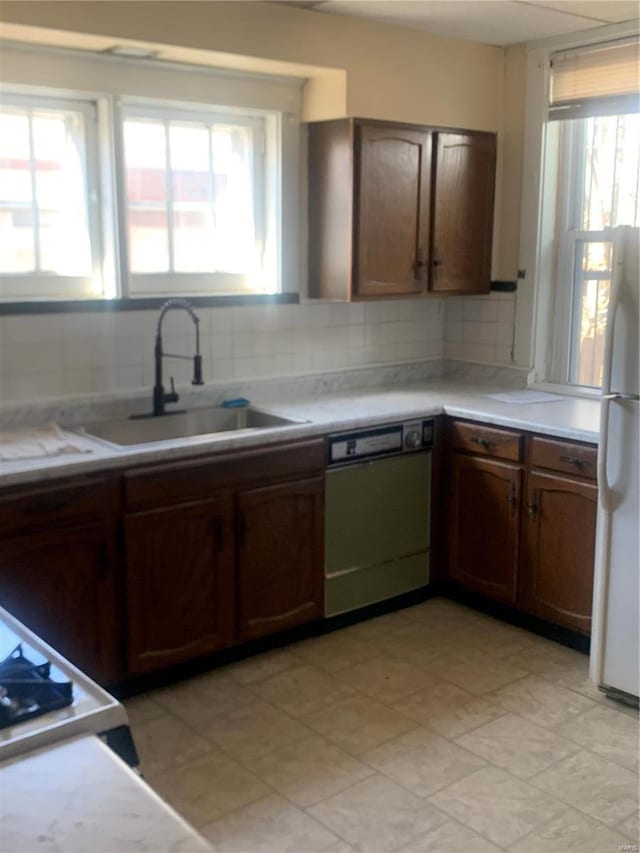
[549,37,640,120]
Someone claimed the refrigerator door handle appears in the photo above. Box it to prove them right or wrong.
[602,392,640,402]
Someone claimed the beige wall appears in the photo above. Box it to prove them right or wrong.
[0,0,526,283]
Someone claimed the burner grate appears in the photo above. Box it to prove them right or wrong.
[0,643,73,729]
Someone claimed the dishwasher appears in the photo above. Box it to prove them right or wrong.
[325,419,433,617]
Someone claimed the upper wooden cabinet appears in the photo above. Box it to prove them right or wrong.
[308,118,496,300]
[431,132,496,294]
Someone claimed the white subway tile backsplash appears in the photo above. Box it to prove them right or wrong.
[0,297,448,403]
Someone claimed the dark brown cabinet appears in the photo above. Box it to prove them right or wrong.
[519,467,597,635]
[445,419,597,635]
[237,478,324,641]
[448,454,520,604]
[121,439,325,675]
[125,494,235,675]
[431,132,496,294]
[308,118,496,300]
[0,479,121,684]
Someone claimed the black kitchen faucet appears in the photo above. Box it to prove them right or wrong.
[151,298,204,416]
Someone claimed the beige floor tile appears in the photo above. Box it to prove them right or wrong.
[455,713,578,779]
[504,643,589,689]
[153,671,257,727]
[555,704,640,771]
[395,818,502,852]
[341,610,415,644]
[225,647,303,685]
[428,765,567,848]
[335,656,438,705]
[453,621,545,659]
[382,624,472,668]
[620,809,640,842]
[291,632,380,674]
[308,773,447,853]
[509,808,630,852]
[431,649,527,696]
[530,749,639,828]
[392,681,506,739]
[150,752,271,827]
[123,693,167,727]
[490,674,596,728]
[243,733,373,808]
[201,699,311,762]
[362,726,486,798]
[133,714,215,779]
[200,794,338,853]
[304,694,417,755]
[250,663,357,718]
[400,599,483,631]
[320,843,356,853]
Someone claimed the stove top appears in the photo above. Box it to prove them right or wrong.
[0,643,74,730]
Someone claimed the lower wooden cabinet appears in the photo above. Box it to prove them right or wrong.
[446,419,597,635]
[519,471,597,634]
[448,454,520,604]
[0,521,120,683]
[237,478,324,642]
[124,493,235,675]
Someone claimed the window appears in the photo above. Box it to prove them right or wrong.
[0,94,101,299]
[122,105,272,295]
[543,38,639,389]
[0,83,283,302]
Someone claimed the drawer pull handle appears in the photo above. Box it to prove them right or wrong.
[508,483,518,514]
[471,436,495,449]
[560,455,590,470]
[24,499,71,516]
[527,492,538,520]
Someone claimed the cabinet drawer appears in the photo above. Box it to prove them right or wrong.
[124,439,325,510]
[450,421,523,462]
[530,436,597,480]
[0,478,110,536]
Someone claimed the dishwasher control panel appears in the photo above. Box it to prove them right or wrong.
[327,419,434,467]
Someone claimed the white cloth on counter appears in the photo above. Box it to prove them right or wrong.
[486,390,565,404]
[0,423,92,462]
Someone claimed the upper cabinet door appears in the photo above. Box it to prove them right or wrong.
[355,124,431,298]
[430,131,496,294]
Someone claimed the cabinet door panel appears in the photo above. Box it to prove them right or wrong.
[125,495,234,674]
[237,477,324,642]
[431,132,496,294]
[448,454,520,603]
[356,125,430,297]
[0,523,119,683]
[520,471,597,634]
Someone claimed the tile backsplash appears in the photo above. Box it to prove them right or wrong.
[444,292,516,366]
[0,293,518,405]
[0,299,446,403]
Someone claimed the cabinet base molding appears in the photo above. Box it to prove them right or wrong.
[442,582,590,654]
[110,585,436,700]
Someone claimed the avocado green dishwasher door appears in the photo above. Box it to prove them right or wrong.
[325,452,431,616]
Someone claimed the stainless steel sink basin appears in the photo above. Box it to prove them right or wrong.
[77,406,308,448]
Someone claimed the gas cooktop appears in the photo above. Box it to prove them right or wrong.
[0,643,74,730]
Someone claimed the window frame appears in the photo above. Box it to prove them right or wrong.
[0,91,104,300]
[516,22,640,394]
[117,99,274,298]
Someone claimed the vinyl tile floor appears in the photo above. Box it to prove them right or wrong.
[124,599,640,853]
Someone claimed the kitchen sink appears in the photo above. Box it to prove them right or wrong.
[77,406,308,448]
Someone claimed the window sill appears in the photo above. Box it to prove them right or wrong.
[0,292,298,316]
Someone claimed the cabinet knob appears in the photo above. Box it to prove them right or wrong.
[471,436,494,449]
[527,492,538,520]
[560,455,590,470]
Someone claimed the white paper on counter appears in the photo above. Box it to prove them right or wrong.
[487,390,565,404]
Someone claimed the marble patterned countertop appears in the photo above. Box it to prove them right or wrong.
[0,376,601,489]
[0,734,211,852]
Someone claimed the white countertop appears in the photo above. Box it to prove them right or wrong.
[0,734,211,852]
[0,380,601,488]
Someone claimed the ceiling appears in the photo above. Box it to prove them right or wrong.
[279,1,640,46]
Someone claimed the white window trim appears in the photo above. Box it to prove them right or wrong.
[514,20,639,394]
[0,91,104,300]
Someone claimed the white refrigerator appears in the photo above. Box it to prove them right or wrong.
[590,224,640,706]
